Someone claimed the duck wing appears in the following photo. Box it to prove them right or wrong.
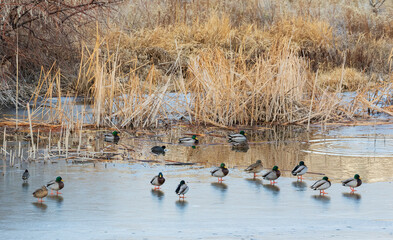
[228,133,242,138]
[179,137,192,142]
[210,167,220,176]
[262,170,273,179]
[46,179,55,187]
[178,184,189,195]
[150,176,158,185]
[292,165,307,176]
[245,162,258,172]
[341,178,359,187]
[175,183,182,194]
[291,165,300,176]
[311,180,330,190]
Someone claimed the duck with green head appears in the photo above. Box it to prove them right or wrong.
[262,166,281,184]
[104,131,120,142]
[179,135,199,144]
[228,131,247,143]
[175,180,189,200]
[210,163,229,182]
[244,160,263,178]
[311,176,331,195]
[46,176,64,195]
[151,172,166,190]
[291,161,308,181]
[342,174,362,192]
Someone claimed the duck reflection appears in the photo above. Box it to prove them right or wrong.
[47,195,64,203]
[151,189,165,200]
[245,178,263,190]
[342,192,361,200]
[292,181,307,191]
[231,142,249,152]
[22,182,29,193]
[175,200,188,210]
[263,183,280,194]
[32,202,47,211]
[312,195,331,203]
[211,182,228,192]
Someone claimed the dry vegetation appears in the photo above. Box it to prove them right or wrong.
[2,0,393,128]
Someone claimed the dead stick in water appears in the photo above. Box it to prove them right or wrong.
[18,141,21,158]
[2,127,6,159]
[36,129,40,154]
[27,103,36,158]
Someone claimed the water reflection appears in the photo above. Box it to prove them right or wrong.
[262,184,280,194]
[311,195,331,203]
[47,195,64,204]
[211,182,228,192]
[231,142,249,152]
[22,182,29,192]
[151,189,165,200]
[245,178,263,190]
[4,124,393,183]
[292,181,307,191]
[32,202,48,211]
[342,193,361,201]
[175,200,188,210]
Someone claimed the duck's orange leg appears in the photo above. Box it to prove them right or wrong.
[179,195,186,200]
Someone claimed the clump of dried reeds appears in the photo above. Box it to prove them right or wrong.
[182,40,350,126]
[318,68,371,91]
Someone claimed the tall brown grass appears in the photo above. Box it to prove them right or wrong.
[3,0,393,128]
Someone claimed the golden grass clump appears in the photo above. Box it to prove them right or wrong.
[269,17,333,50]
[318,68,370,91]
[184,42,344,126]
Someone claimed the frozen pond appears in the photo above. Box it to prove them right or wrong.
[1,161,393,239]
[1,124,393,239]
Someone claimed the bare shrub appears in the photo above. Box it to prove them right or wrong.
[0,0,123,79]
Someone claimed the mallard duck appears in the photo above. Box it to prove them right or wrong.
[104,131,120,142]
[151,146,167,155]
[210,163,229,182]
[342,174,362,192]
[244,160,263,178]
[179,135,199,144]
[311,176,331,195]
[175,180,189,199]
[151,172,166,190]
[32,186,48,202]
[291,161,308,180]
[22,169,30,182]
[262,166,281,184]
[228,131,247,143]
[47,176,64,195]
